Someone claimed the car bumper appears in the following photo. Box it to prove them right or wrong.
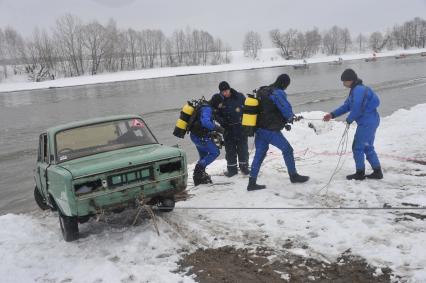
[74,173,187,215]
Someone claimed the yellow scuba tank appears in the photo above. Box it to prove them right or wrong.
[242,94,259,136]
[173,102,195,138]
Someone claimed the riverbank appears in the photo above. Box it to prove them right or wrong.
[1,48,425,93]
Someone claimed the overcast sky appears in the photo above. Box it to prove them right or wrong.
[1,0,425,49]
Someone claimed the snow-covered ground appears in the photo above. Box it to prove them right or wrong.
[1,48,425,93]
[0,104,425,282]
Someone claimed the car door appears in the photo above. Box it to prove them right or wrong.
[35,133,50,199]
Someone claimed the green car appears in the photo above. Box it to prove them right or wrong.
[34,115,187,241]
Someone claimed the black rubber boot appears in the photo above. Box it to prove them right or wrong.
[201,169,213,184]
[193,164,205,186]
[224,165,238,177]
[239,164,250,175]
[366,167,383,179]
[346,169,365,180]
[289,173,310,183]
[247,177,266,191]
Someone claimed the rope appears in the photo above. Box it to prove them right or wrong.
[300,118,328,121]
[95,209,105,222]
[132,194,160,236]
[315,123,350,194]
[160,206,425,210]
[185,119,424,209]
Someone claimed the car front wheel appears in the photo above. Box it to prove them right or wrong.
[59,212,79,242]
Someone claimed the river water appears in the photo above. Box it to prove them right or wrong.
[1,55,425,214]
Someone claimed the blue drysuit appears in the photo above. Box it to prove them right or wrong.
[190,106,220,168]
[331,81,381,170]
[250,88,297,178]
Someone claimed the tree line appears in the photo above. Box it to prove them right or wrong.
[0,15,425,82]
[0,14,231,82]
[243,17,426,59]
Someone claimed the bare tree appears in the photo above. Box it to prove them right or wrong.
[383,29,396,50]
[1,16,235,78]
[270,29,284,57]
[137,31,146,68]
[142,29,160,68]
[420,19,426,48]
[413,17,426,48]
[293,28,321,58]
[54,14,85,76]
[211,38,224,65]
[392,25,406,49]
[243,31,262,59]
[0,28,7,79]
[323,26,349,55]
[304,28,322,57]
[342,28,352,53]
[115,31,128,71]
[354,33,368,53]
[126,28,138,69]
[82,21,109,75]
[172,30,186,65]
[103,19,119,72]
[38,29,58,75]
[186,28,200,65]
[224,44,232,63]
[3,26,25,60]
[293,32,307,58]
[199,31,214,65]
[270,29,298,58]
[164,38,175,66]
[369,31,384,51]
[391,18,424,50]
[157,30,166,67]
[3,26,26,74]
[24,28,58,81]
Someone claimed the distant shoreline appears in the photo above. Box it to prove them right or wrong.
[1,48,425,94]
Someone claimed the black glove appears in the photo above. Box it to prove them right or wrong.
[214,125,225,135]
[284,124,291,131]
[293,115,303,122]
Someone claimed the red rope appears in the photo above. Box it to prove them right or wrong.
[264,148,426,164]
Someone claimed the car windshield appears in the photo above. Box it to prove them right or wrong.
[55,118,157,163]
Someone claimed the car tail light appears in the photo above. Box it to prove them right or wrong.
[74,180,102,195]
[159,161,182,173]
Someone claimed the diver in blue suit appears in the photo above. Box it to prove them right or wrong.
[323,69,383,180]
[190,99,224,186]
[247,74,309,191]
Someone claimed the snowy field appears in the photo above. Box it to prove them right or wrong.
[1,47,425,93]
[0,104,425,282]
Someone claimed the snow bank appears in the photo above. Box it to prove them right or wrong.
[1,104,425,282]
[1,48,425,93]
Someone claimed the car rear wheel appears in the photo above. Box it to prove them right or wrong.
[34,186,49,210]
[158,197,175,213]
[59,212,79,242]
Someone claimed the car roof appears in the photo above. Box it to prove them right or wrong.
[47,114,143,134]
